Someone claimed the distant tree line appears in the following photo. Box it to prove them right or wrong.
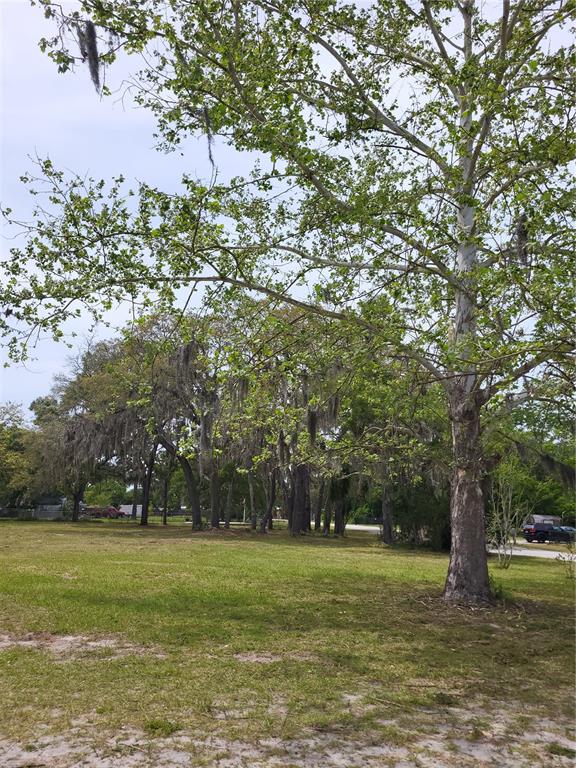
[2,302,573,545]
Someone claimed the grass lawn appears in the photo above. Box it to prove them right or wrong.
[0,521,574,767]
[514,540,574,552]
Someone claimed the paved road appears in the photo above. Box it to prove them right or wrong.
[347,525,568,560]
[487,545,568,560]
[213,522,569,560]
[346,523,382,533]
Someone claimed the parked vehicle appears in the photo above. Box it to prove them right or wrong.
[102,506,127,519]
[523,514,562,526]
[84,506,127,519]
[522,522,575,543]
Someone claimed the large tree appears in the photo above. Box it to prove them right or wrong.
[2,0,575,601]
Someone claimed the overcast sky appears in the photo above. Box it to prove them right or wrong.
[0,0,244,413]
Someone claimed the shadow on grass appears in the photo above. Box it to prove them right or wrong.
[1,523,574,722]
[5,557,572,685]
[2,521,456,563]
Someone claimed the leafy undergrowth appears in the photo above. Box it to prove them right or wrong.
[0,521,574,766]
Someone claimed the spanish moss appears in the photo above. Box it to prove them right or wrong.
[203,105,215,168]
[84,21,100,92]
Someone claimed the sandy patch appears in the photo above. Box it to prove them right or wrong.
[1,700,574,767]
[233,650,319,664]
[233,651,283,663]
[0,632,166,661]
[0,734,191,767]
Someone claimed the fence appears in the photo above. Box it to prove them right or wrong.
[0,506,64,520]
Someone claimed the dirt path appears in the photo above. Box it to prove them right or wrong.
[2,701,574,767]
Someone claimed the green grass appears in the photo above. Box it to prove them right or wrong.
[144,718,181,738]
[548,742,576,758]
[516,540,573,552]
[0,521,574,747]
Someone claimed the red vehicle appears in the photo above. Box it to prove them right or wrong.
[102,506,127,519]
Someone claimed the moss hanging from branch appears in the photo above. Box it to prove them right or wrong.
[327,392,340,422]
[203,106,215,168]
[76,23,88,61]
[85,21,100,91]
[76,20,101,92]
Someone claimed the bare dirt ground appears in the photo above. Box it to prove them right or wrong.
[1,701,574,767]
[0,632,166,660]
[1,631,574,767]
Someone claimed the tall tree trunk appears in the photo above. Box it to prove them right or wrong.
[210,465,220,529]
[162,474,169,526]
[131,474,140,520]
[248,471,257,530]
[179,455,202,530]
[224,473,234,529]
[380,478,394,545]
[314,477,325,531]
[292,464,308,535]
[71,484,84,522]
[140,443,158,527]
[260,469,277,533]
[162,454,176,525]
[304,465,311,531]
[158,436,202,530]
[282,474,294,530]
[444,394,490,603]
[323,501,332,536]
[443,2,490,604]
[333,499,345,536]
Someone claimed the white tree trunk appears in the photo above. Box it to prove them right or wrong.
[443,1,491,603]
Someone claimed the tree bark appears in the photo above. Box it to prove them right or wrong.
[162,474,169,526]
[323,501,332,536]
[224,473,234,529]
[140,443,158,527]
[442,2,490,604]
[131,474,141,520]
[157,436,202,530]
[179,455,202,530]
[282,474,294,530]
[260,469,277,533]
[444,395,490,603]
[248,471,257,530]
[71,484,84,522]
[209,466,220,529]
[304,466,312,531]
[291,464,308,535]
[314,477,325,531]
[333,499,345,536]
[380,480,394,545]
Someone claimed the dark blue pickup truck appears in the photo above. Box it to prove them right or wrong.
[522,523,575,543]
